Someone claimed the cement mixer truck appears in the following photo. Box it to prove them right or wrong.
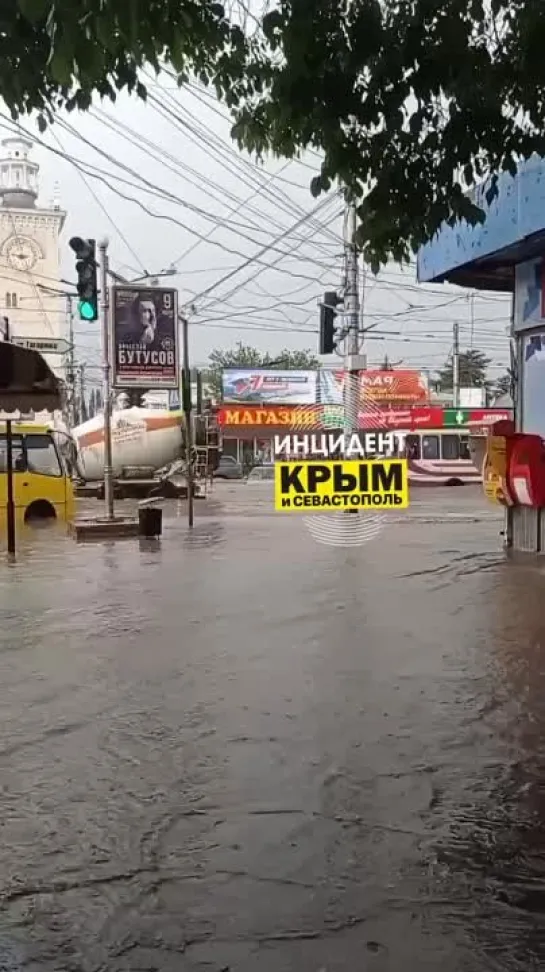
[64,405,219,499]
[69,406,186,498]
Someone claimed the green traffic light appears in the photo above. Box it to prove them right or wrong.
[78,300,96,321]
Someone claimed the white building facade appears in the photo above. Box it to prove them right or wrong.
[0,136,66,379]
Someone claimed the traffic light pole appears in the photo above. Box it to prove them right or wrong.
[2,316,15,556]
[180,312,194,528]
[99,239,115,520]
[65,295,77,428]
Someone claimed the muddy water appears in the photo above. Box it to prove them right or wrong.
[1,486,545,970]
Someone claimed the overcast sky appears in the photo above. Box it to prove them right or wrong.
[0,74,512,390]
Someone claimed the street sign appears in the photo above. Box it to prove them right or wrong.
[11,336,71,355]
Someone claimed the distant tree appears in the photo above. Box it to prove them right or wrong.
[381,354,393,371]
[88,388,96,418]
[207,342,320,399]
[95,389,103,412]
[492,371,512,400]
[436,348,491,391]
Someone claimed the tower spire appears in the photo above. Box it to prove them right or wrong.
[0,137,39,208]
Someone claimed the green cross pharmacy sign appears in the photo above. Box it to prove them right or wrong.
[444,409,469,427]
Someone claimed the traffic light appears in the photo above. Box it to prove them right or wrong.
[319,291,341,354]
[69,237,98,322]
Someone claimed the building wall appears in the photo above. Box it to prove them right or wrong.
[0,206,66,377]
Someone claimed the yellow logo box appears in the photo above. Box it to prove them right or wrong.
[274,459,409,512]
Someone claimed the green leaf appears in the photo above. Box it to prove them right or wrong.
[48,49,73,86]
[17,0,51,24]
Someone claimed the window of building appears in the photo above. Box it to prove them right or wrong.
[441,434,460,460]
[5,293,17,309]
[422,435,440,460]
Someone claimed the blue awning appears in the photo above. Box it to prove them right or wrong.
[417,156,545,292]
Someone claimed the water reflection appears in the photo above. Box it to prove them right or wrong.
[432,560,545,969]
[3,489,545,971]
[181,520,225,548]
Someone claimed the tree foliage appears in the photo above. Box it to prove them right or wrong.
[5,0,254,127]
[436,348,491,390]
[207,341,320,396]
[492,370,513,400]
[8,0,545,270]
[232,0,545,269]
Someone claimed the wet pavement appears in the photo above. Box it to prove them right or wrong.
[2,485,545,970]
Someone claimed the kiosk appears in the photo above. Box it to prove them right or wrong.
[417,155,545,554]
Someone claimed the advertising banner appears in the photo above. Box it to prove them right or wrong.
[319,370,428,405]
[111,286,179,389]
[217,406,321,427]
[222,369,317,405]
[217,404,512,431]
[358,406,444,429]
[274,459,410,512]
[514,258,545,333]
[522,331,545,438]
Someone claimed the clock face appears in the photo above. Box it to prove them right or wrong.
[4,236,40,271]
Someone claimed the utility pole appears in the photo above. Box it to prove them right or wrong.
[78,364,87,424]
[360,252,367,371]
[343,200,361,433]
[180,311,194,528]
[2,315,15,556]
[65,295,77,428]
[99,239,114,520]
[453,320,460,408]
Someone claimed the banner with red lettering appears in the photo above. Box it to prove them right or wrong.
[319,369,429,405]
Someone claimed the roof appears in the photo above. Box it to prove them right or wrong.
[417,155,545,291]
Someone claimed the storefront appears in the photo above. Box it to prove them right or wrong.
[217,405,323,465]
[217,403,512,463]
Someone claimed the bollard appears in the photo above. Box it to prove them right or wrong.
[138,505,162,538]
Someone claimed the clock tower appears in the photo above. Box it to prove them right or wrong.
[0,136,66,378]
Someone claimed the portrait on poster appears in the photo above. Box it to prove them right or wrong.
[112,287,179,389]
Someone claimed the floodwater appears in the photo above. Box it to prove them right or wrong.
[2,485,545,970]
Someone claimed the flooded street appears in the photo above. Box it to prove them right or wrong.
[2,485,545,970]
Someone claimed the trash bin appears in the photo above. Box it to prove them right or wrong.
[138,505,162,537]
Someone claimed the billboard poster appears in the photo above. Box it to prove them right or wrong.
[222,369,317,405]
[514,258,545,334]
[111,286,179,389]
[319,369,428,405]
[522,331,545,437]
